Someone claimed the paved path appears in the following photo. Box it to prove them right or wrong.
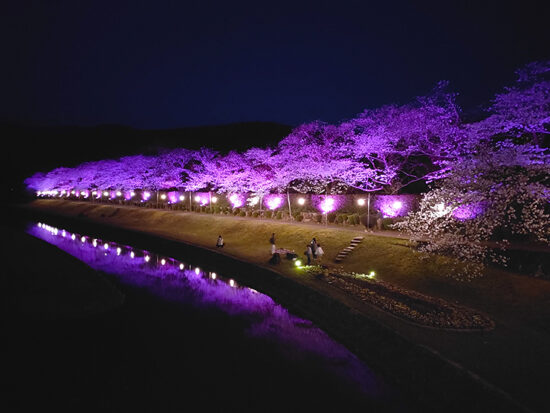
[59,201,550,253]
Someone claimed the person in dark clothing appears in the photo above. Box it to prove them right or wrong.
[310,238,318,258]
[216,235,224,248]
[305,245,313,265]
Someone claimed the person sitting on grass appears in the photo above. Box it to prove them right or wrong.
[216,235,224,248]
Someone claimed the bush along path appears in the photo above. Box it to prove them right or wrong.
[335,236,364,263]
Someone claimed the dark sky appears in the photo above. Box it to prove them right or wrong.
[1,0,549,129]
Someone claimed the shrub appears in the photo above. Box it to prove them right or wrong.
[276,211,283,219]
[239,210,246,217]
[327,212,337,223]
[360,213,378,228]
[233,208,240,215]
[252,211,260,218]
[264,210,273,219]
[336,214,346,224]
[314,214,323,223]
[382,218,394,230]
[349,214,360,225]
[296,214,304,222]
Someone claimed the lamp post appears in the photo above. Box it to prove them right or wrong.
[287,189,292,218]
[367,193,371,232]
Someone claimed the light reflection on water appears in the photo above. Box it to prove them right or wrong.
[28,221,387,398]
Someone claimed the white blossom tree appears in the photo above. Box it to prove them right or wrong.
[395,141,550,280]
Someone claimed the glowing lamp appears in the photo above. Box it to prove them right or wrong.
[320,197,335,213]
[179,195,185,201]
[211,272,217,279]
[71,190,75,195]
[267,196,282,210]
[131,191,136,197]
[62,230,66,237]
[295,260,302,267]
[297,198,305,205]
[104,243,109,250]
[117,247,122,255]
[145,255,150,262]
[71,234,76,240]
[392,201,403,210]
[229,194,243,208]
[103,191,109,197]
[92,239,97,247]
[116,191,122,197]
[229,279,235,287]
[211,196,218,203]
[161,194,166,200]
[179,263,184,270]
[130,251,135,258]
[81,236,86,243]
[161,259,166,265]
[195,267,200,275]
[248,196,259,206]
[357,198,366,206]
[368,271,376,278]
[195,195,201,202]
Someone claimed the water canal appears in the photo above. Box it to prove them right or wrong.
[3,216,408,412]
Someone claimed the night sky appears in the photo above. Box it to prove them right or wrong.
[1,0,549,200]
[2,0,549,129]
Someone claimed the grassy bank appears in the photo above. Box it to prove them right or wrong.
[19,200,550,412]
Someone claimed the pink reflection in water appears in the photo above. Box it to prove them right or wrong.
[27,222,387,398]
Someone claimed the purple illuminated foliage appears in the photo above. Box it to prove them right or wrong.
[264,194,284,210]
[452,203,485,220]
[228,193,245,208]
[374,195,417,218]
[311,195,344,214]
[25,60,549,221]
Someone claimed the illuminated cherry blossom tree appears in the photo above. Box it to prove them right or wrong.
[395,141,550,280]
[472,60,550,144]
